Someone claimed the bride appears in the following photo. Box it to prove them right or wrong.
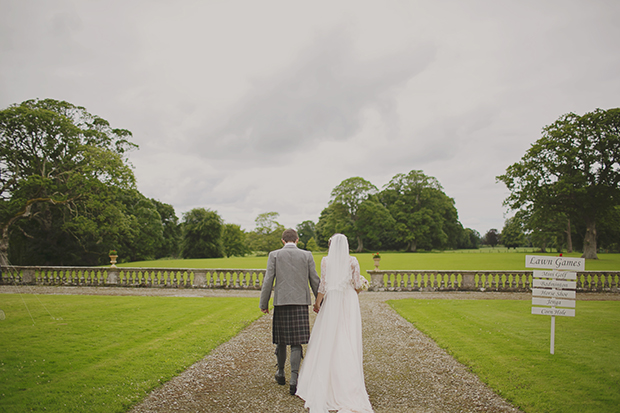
[296,234,374,413]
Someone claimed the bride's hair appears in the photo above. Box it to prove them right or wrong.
[326,234,350,289]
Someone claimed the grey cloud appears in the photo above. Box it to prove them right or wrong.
[192,30,436,160]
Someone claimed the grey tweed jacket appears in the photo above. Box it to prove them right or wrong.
[259,243,320,309]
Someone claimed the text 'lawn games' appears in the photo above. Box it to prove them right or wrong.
[526,255,585,355]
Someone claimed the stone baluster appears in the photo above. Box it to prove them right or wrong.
[594,272,602,291]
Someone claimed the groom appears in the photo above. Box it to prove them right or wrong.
[259,228,320,395]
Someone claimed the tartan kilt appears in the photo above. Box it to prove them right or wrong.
[272,305,310,345]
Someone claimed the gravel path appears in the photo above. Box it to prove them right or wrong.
[2,286,618,412]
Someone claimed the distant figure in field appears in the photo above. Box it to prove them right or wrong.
[259,228,320,396]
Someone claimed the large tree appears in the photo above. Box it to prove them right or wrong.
[0,99,137,266]
[222,223,249,257]
[327,177,378,252]
[380,170,461,251]
[497,108,620,259]
[180,208,224,259]
[151,199,181,258]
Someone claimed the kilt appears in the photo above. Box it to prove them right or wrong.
[272,305,310,345]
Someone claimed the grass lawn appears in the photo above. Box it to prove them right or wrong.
[122,251,620,276]
[0,294,260,413]
[389,299,620,413]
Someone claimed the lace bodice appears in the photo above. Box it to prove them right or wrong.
[318,256,365,294]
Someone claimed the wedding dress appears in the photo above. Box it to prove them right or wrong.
[296,234,373,413]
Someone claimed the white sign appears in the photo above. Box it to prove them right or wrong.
[525,255,585,271]
[533,270,577,280]
[532,288,576,299]
[532,279,577,289]
[532,297,576,308]
[532,307,575,317]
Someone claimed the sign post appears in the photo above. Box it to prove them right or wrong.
[526,255,584,354]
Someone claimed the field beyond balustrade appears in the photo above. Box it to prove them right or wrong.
[122,250,620,274]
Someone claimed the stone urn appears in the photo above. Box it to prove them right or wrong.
[373,257,380,270]
[109,252,118,268]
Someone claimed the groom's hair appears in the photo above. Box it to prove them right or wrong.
[282,229,298,242]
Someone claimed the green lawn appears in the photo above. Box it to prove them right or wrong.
[389,299,620,413]
[0,294,260,413]
[121,251,620,275]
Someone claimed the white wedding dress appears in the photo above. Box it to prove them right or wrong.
[296,236,373,413]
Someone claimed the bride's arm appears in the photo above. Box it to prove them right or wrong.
[314,257,327,312]
[351,257,363,293]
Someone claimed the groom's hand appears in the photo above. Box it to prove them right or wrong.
[261,308,269,314]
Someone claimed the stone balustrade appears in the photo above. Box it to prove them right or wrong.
[0,266,266,289]
[1,266,618,293]
[367,270,620,292]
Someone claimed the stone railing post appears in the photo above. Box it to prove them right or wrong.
[193,270,207,288]
[106,269,120,285]
[461,272,475,290]
[22,268,36,284]
[368,271,384,291]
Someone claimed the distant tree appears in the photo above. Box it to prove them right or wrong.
[152,199,181,258]
[597,205,620,253]
[516,208,567,253]
[316,202,355,250]
[355,199,396,250]
[497,108,620,259]
[0,98,137,265]
[380,170,461,251]
[501,217,526,249]
[246,212,285,253]
[117,190,164,262]
[328,177,379,252]
[458,228,481,249]
[296,220,316,246]
[305,237,319,252]
[484,229,500,248]
[180,208,224,258]
[222,223,249,257]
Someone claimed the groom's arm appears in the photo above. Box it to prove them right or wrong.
[259,251,277,312]
[307,252,320,297]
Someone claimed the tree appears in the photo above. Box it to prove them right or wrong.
[458,228,481,249]
[305,237,319,252]
[354,199,396,250]
[246,212,285,253]
[328,177,378,252]
[152,199,181,258]
[222,223,249,257]
[484,229,500,248]
[180,208,224,258]
[380,170,461,251]
[0,99,137,266]
[316,202,355,250]
[497,108,620,259]
[296,220,316,247]
[501,217,526,249]
[117,190,165,262]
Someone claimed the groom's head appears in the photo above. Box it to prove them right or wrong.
[282,229,299,243]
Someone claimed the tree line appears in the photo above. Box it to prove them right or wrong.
[2,99,618,265]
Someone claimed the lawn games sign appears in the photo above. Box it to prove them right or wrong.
[526,255,585,355]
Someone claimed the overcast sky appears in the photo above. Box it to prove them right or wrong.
[1,0,619,235]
